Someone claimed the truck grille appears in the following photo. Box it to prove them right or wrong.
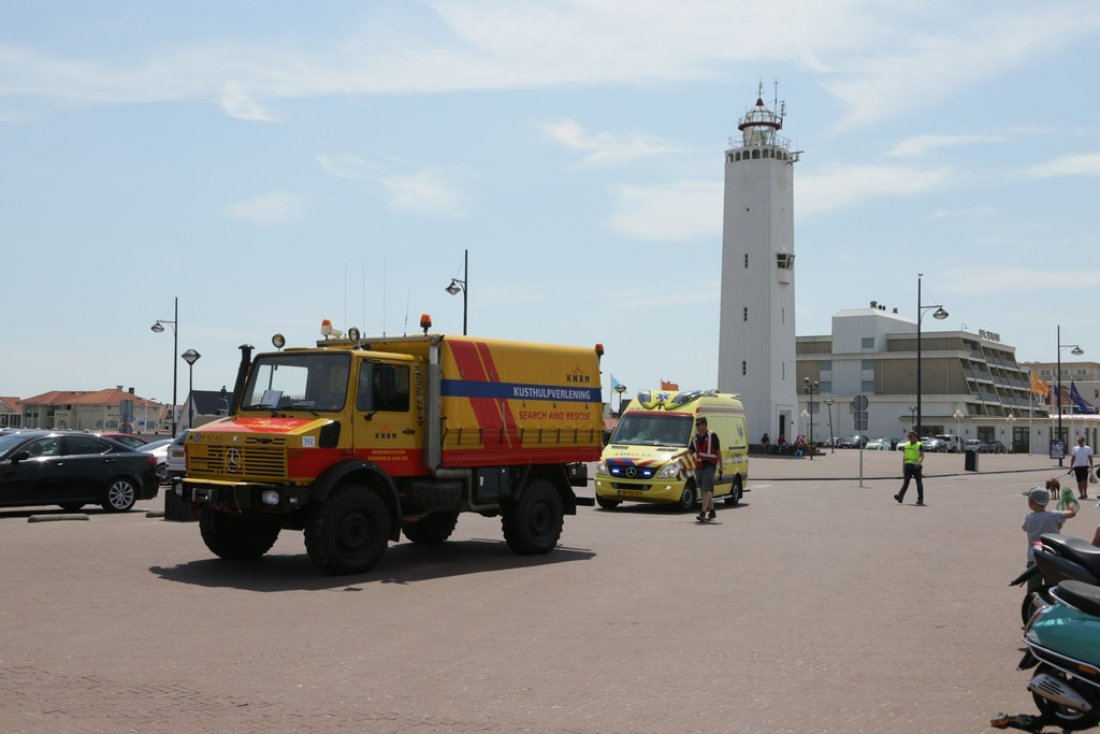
[189,445,287,479]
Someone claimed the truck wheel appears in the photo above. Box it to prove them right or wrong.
[305,484,390,574]
[199,507,281,560]
[502,478,563,555]
[676,483,697,512]
[401,511,459,544]
[724,476,743,506]
[596,496,620,510]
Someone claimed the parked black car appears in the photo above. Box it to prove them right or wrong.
[0,431,158,512]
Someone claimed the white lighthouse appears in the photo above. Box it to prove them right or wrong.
[717,87,799,446]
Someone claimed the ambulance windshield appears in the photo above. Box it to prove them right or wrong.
[610,414,693,447]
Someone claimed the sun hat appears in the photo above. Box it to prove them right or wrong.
[1024,487,1051,506]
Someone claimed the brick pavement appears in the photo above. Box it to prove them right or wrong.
[0,451,1085,733]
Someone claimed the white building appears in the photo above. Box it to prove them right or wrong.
[793,305,1085,453]
[717,88,800,444]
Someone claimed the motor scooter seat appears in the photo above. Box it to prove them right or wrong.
[1054,580,1100,618]
[1040,534,1100,568]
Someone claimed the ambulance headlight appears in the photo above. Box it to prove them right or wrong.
[657,463,682,479]
[260,490,281,506]
[596,460,608,475]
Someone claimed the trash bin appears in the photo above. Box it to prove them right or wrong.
[964,449,979,472]
[164,479,198,522]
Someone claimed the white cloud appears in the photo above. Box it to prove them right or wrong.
[377,168,472,218]
[798,165,952,217]
[609,180,721,241]
[221,81,277,122]
[315,153,373,179]
[941,266,1100,294]
[886,134,1007,158]
[1024,152,1100,178]
[227,192,303,225]
[929,205,995,219]
[541,118,682,167]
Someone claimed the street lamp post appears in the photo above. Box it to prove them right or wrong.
[953,408,964,452]
[803,377,817,460]
[916,274,948,437]
[614,383,627,414]
[150,297,180,434]
[824,398,835,453]
[445,248,469,335]
[1006,412,1016,453]
[1056,324,1084,466]
[181,349,201,429]
[909,405,916,430]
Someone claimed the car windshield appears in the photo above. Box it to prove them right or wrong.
[242,352,351,411]
[610,414,693,447]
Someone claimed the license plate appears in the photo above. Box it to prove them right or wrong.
[618,490,643,498]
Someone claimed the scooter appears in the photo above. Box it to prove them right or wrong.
[1010,534,1100,624]
[1015,579,1100,731]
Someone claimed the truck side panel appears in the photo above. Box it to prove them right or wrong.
[439,338,602,468]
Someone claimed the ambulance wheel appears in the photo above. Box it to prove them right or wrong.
[503,478,563,555]
[724,476,743,506]
[305,484,390,574]
[402,511,459,544]
[676,483,697,512]
[596,496,620,510]
[199,507,281,560]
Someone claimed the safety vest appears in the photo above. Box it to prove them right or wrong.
[903,441,923,464]
[693,431,719,466]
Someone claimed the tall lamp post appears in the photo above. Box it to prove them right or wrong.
[823,398,835,454]
[1006,412,1016,453]
[181,349,201,429]
[150,297,179,434]
[803,377,817,460]
[916,273,948,436]
[1056,324,1084,466]
[953,408,964,452]
[445,248,469,335]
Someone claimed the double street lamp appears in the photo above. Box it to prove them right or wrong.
[803,377,818,460]
[444,248,469,335]
[1056,324,1084,467]
[150,297,179,435]
[823,398,835,453]
[916,274,948,436]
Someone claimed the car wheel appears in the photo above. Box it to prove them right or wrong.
[102,477,137,512]
[155,462,169,484]
[677,483,697,512]
[724,476,743,506]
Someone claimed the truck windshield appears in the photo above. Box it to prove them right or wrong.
[242,353,351,412]
[610,414,693,447]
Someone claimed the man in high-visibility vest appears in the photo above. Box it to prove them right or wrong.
[894,431,925,506]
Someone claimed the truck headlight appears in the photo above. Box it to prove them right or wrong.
[260,490,281,506]
[656,462,682,479]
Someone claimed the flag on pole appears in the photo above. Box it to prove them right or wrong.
[1029,372,1050,398]
[1070,381,1098,414]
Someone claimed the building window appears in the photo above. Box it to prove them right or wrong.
[743,307,748,322]
[861,380,875,393]
[861,359,874,370]
[861,337,874,349]
[820,360,832,372]
[741,361,747,376]
[819,381,832,393]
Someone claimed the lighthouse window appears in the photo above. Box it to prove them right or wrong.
[741,361,747,376]
[744,253,748,268]
[743,307,748,322]
[752,149,760,159]
[728,153,735,163]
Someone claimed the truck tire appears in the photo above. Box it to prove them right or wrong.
[305,484,390,574]
[401,511,459,544]
[199,507,281,560]
[502,478,563,555]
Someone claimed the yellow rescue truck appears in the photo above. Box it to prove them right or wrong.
[595,390,748,510]
[180,318,603,574]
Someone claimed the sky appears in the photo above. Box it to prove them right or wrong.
[2,1,1099,408]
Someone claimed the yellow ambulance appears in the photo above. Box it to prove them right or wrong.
[595,390,748,510]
